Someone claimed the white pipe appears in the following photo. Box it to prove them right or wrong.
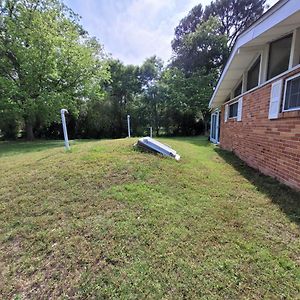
[60,109,70,150]
[150,126,153,138]
[127,114,131,138]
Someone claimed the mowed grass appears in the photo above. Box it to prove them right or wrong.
[0,137,299,299]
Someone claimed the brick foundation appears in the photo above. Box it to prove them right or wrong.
[220,68,300,191]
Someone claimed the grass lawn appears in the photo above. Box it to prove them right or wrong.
[0,137,299,299]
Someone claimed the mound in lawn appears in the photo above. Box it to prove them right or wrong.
[0,137,299,299]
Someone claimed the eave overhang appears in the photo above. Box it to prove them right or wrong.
[209,0,300,109]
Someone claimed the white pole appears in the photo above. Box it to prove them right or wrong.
[150,126,153,138]
[127,114,131,138]
[60,109,70,150]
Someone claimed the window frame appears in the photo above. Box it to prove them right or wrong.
[233,80,243,99]
[228,100,239,119]
[267,34,293,81]
[247,55,261,91]
[282,72,300,112]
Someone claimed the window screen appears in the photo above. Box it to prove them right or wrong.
[267,35,292,80]
[229,102,238,118]
[234,82,242,98]
[284,75,300,111]
[247,56,261,91]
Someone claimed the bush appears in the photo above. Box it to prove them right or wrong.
[0,118,19,140]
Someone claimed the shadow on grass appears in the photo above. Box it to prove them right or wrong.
[215,147,300,226]
[183,135,211,147]
[160,135,211,148]
[0,140,65,157]
[0,139,104,157]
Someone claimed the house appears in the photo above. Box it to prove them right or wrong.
[209,0,300,190]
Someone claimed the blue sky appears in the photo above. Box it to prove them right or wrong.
[65,0,279,66]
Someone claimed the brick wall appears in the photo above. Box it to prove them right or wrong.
[220,68,300,191]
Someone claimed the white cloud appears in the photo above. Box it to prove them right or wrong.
[65,0,279,66]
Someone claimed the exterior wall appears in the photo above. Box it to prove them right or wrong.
[220,67,300,190]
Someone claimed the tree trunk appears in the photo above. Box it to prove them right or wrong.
[204,121,208,136]
[25,121,34,141]
[155,124,160,137]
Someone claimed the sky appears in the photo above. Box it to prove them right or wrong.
[65,0,279,66]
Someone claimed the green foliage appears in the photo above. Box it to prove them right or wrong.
[172,4,204,53]
[203,0,267,49]
[173,17,228,74]
[0,92,21,139]
[139,55,164,88]
[0,0,109,139]
[172,0,266,55]
[168,0,266,133]
[0,0,268,140]
[158,66,218,135]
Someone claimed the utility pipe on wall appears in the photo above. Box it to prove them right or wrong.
[61,109,70,150]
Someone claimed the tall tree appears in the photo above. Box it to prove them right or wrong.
[159,66,218,135]
[172,4,203,54]
[172,0,266,59]
[203,0,267,49]
[172,17,228,74]
[139,56,164,135]
[0,0,109,140]
[101,59,141,137]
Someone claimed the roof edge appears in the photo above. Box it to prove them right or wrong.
[209,0,289,109]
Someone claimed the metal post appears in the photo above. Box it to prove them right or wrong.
[150,126,153,138]
[60,109,70,150]
[127,114,131,138]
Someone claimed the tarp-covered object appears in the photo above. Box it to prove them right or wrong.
[136,137,181,161]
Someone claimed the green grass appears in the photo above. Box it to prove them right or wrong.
[0,137,299,299]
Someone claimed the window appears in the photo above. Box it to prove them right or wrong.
[229,102,238,118]
[234,81,242,98]
[247,56,261,91]
[283,74,300,111]
[267,34,293,80]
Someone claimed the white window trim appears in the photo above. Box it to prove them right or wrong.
[227,30,298,106]
[260,44,269,85]
[225,104,229,122]
[228,99,239,119]
[237,97,243,122]
[289,28,300,69]
[224,63,300,107]
[282,72,300,113]
[268,79,283,119]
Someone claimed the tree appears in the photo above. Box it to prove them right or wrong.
[95,59,141,138]
[172,17,228,74]
[203,0,267,49]
[172,0,267,61]
[139,56,164,135]
[159,66,218,135]
[172,4,203,54]
[0,0,109,140]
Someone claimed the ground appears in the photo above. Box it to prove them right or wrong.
[0,137,299,299]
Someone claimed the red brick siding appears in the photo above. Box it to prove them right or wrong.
[220,68,300,190]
